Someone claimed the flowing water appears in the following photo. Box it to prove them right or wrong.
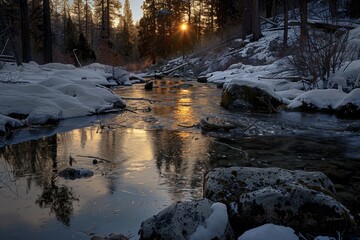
[0,79,360,239]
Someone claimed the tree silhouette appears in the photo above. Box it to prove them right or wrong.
[36,177,79,226]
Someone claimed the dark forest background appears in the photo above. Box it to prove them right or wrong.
[0,0,359,69]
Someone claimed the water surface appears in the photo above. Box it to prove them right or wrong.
[1,79,359,239]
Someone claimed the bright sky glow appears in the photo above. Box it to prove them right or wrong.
[119,0,143,22]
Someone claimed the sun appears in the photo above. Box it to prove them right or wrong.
[180,23,188,31]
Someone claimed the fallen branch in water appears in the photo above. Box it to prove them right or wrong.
[241,120,257,133]
[213,140,248,159]
[178,123,200,128]
[76,155,111,163]
[124,108,137,114]
[122,97,161,104]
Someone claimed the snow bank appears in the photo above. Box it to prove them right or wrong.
[328,60,360,92]
[0,62,126,129]
[277,89,305,100]
[288,89,346,110]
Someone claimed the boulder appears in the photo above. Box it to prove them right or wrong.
[58,167,94,180]
[197,75,208,83]
[220,80,283,112]
[144,81,153,90]
[139,199,235,240]
[204,167,355,235]
[336,102,360,118]
[335,89,360,119]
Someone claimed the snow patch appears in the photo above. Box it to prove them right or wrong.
[238,224,298,240]
[190,202,228,240]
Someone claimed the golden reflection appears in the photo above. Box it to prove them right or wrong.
[175,88,197,126]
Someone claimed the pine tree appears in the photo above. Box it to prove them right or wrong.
[121,0,134,60]
[123,0,133,28]
[64,15,77,53]
[138,0,157,62]
[71,0,84,34]
[77,32,96,63]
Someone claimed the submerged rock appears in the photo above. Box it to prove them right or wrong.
[91,234,128,240]
[203,167,355,236]
[197,75,208,83]
[58,167,94,180]
[139,199,234,240]
[200,117,237,131]
[335,89,360,119]
[144,81,153,90]
[221,80,283,112]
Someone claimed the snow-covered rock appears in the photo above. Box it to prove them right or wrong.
[139,199,235,240]
[221,80,284,112]
[238,224,298,240]
[287,89,346,111]
[204,167,355,236]
[277,89,305,101]
[335,88,360,118]
[0,114,23,136]
[285,88,360,118]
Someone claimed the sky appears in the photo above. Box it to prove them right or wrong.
[119,0,144,22]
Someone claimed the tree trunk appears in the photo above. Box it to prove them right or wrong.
[101,0,105,38]
[106,0,110,38]
[20,0,32,62]
[350,0,360,18]
[283,0,288,46]
[251,0,261,41]
[43,0,52,63]
[242,0,251,38]
[299,0,307,46]
[77,1,82,34]
[85,0,88,38]
[63,0,67,46]
[328,0,337,18]
[187,0,191,24]
[266,0,273,18]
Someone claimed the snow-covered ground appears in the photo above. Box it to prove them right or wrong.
[0,62,135,135]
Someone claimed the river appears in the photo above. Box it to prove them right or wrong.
[0,78,359,239]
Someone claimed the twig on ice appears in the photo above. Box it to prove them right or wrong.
[122,97,161,104]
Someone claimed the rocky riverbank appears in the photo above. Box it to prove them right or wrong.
[138,167,357,240]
